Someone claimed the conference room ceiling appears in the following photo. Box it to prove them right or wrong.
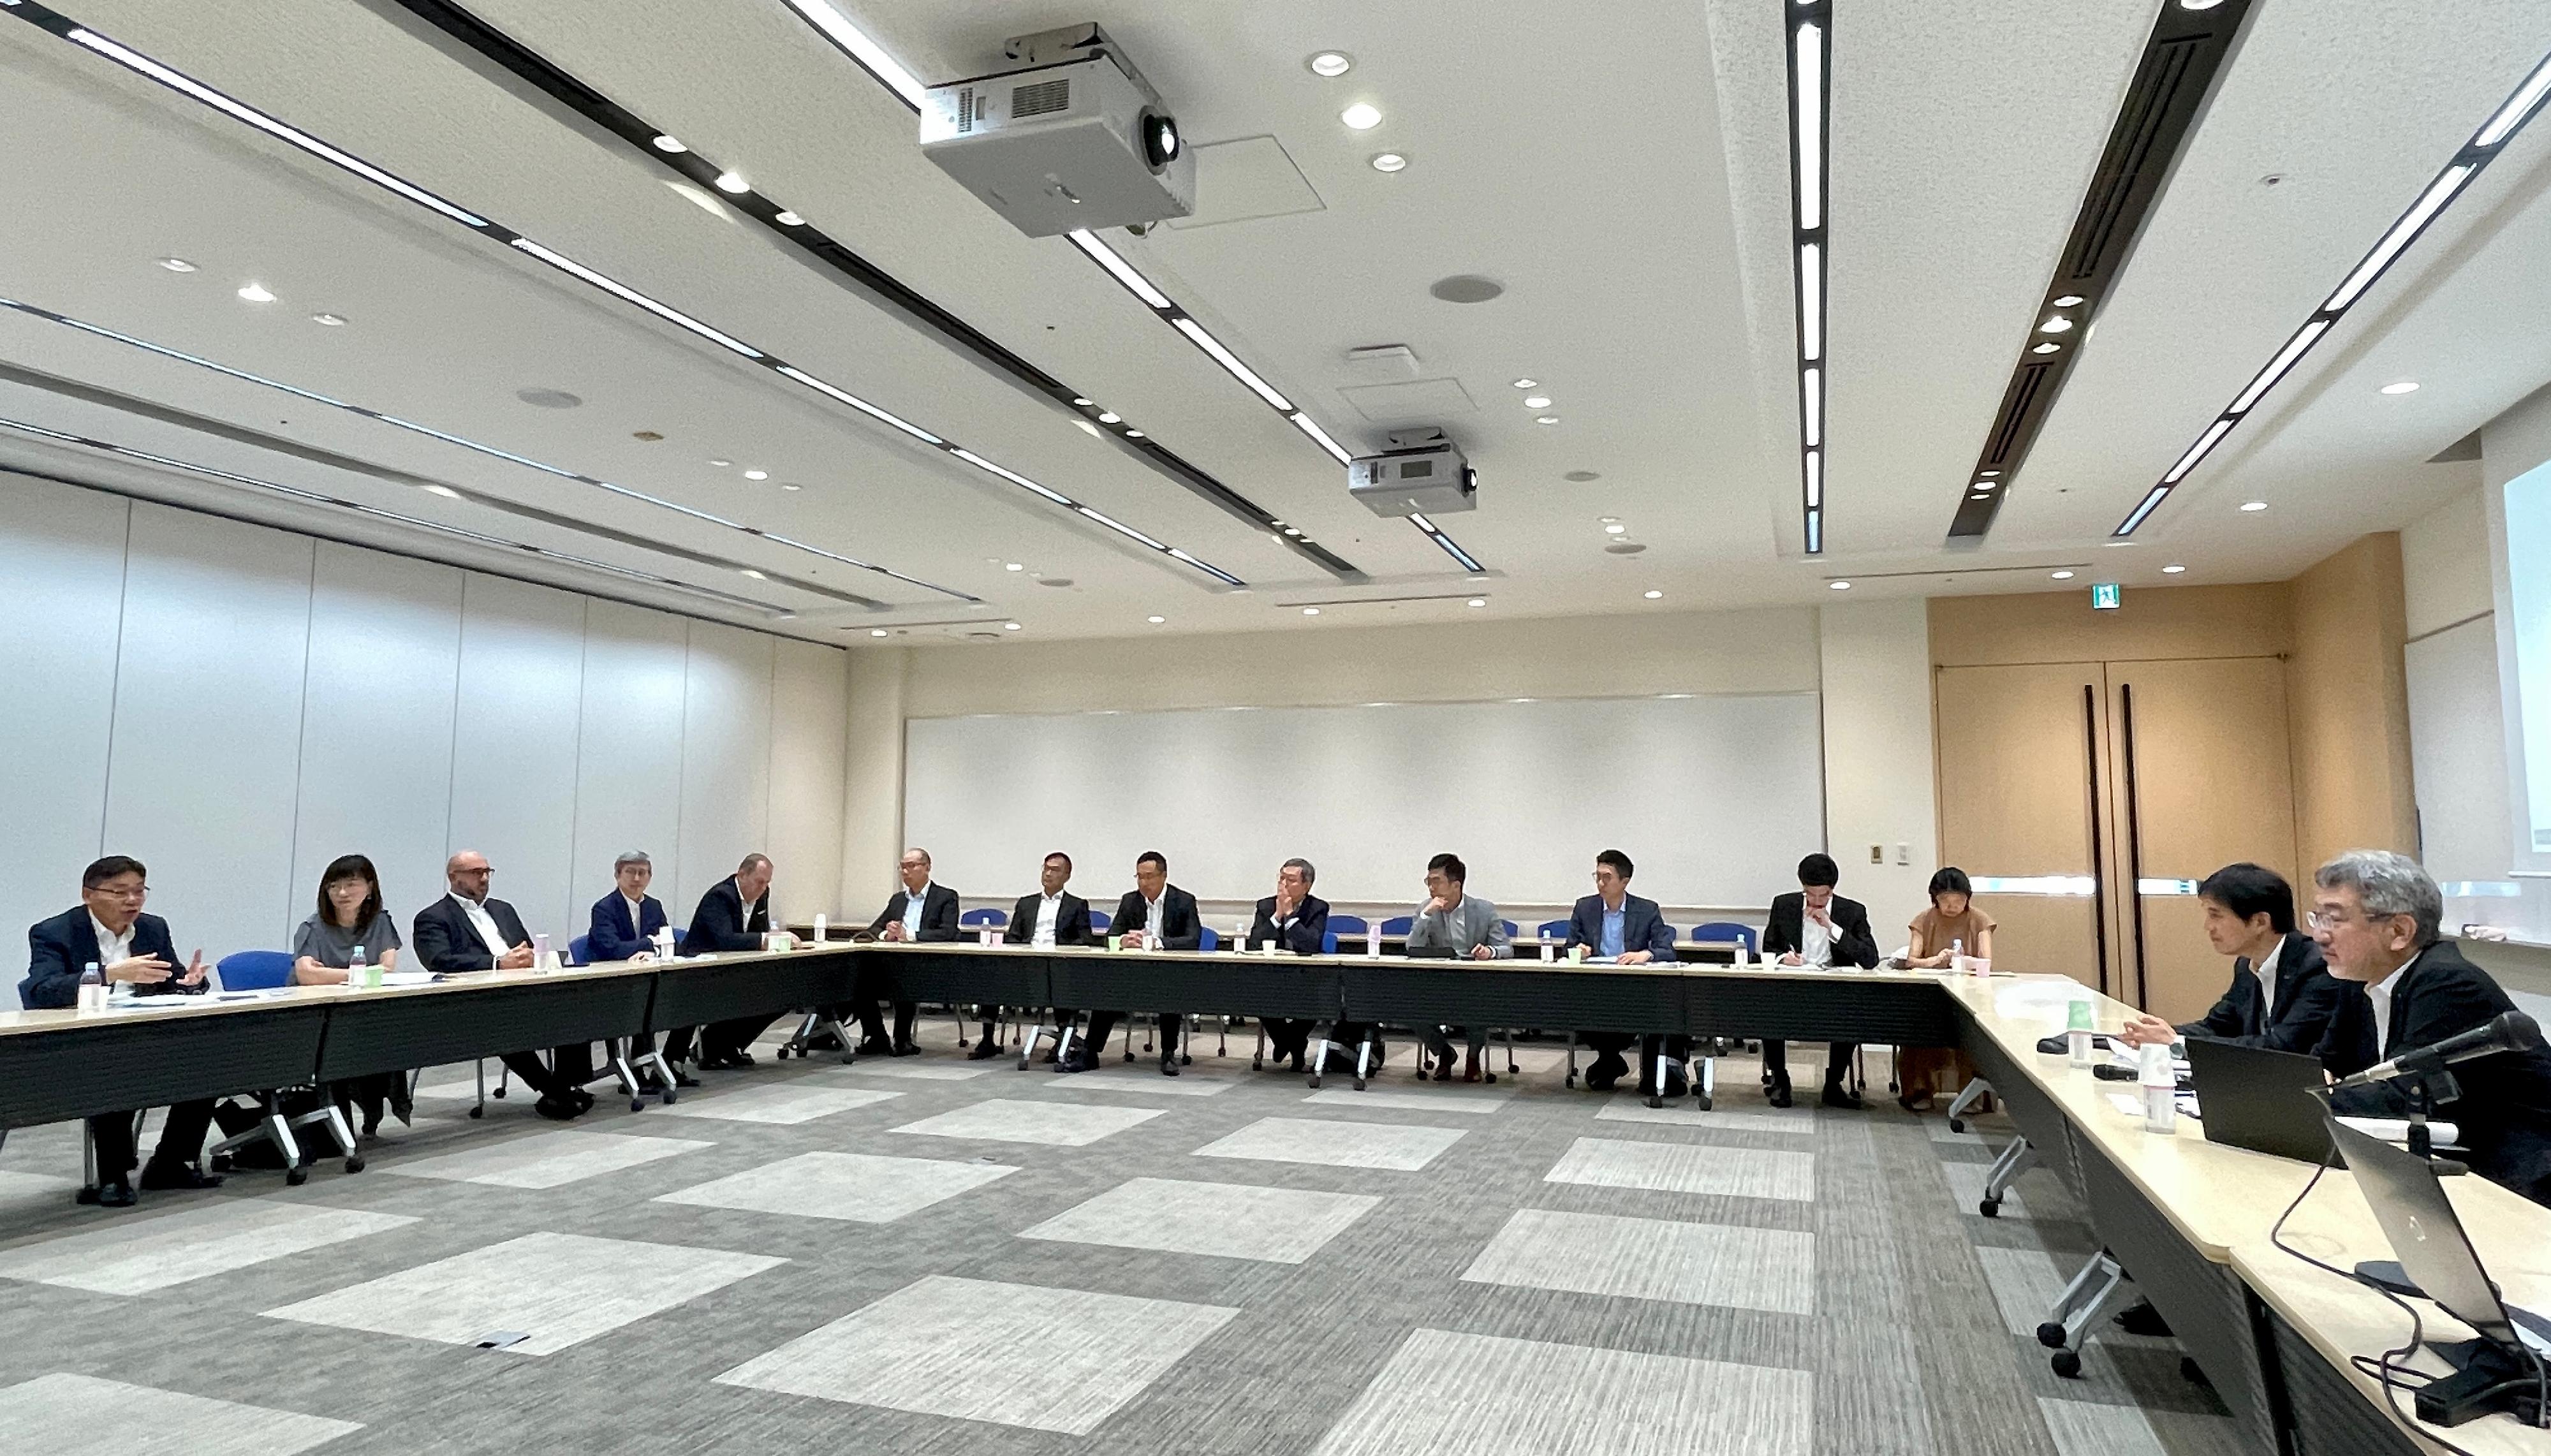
[1,1,2547,643]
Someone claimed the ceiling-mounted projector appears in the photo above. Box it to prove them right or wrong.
[920,23,1195,238]
[1349,428,1478,517]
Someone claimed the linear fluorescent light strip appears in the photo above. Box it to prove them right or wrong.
[1408,515,1485,573]
[0,415,784,614]
[10,6,1236,591]
[2115,48,2550,536]
[1790,5,1831,557]
[777,0,927,108]
[0,294,974,601]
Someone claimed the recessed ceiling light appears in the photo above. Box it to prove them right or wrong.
[422,484,461,499]
[652,135,686,152]
[1003,621,1022,630]
[156,256,196,272]
[1302,606,1321,615]
[2178,0,2225,10]
[2031,341,2061,355]
[2051,570,2075,580]
[1972,480,1996,490]
[1124,429,1145,438]
[714,171,749,194]
[774,210,804,226]
[1536,416,1559,425]
[1828,580,1851,591]
[1341,103,1382,131]
[310,312,346,326]
[1598,516,1618,524]
[1308,51,1352,77]
[1643,589,1663,599]
[709,459,731,467]
[780,482,802,491]
[2240,500,2269,512]
[740,568,767,580]
[1283,527,1302,536]
[743,469,768,480]
[2040,316,2074,334]
[1467,598,1486,608]
[1147,615,1166,624]
[237,282,274,302]
[1071,397,1092,406]
[1523,395,1552,409]
[869,628,889,636]
[2380,381,2420,395]
[2052,295,2084,307]
[1603,523,1626,534]
[1512,378,1538,389]
[1371,152,1408,173]
[1097,411,1122,424]
[1979,469,2001,477]
[2163,564,2187,573]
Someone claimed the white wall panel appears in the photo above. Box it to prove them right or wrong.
[768,639,849,925]
[0,478,128,960]
[290,544,464,941]
[673,621,774,915]
[101,504,312,960]
[568,600,689,929]
[448,575,586,945]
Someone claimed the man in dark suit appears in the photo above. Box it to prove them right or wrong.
[2116,862,2371,1072]
[413,850,591,1120]
[1564,849,1693,1101]
[589,849,695,1090]
[981,850,1093,1061]
[2313,850,2551,1207]
[1069,850,1202,1075]
[1251,857,1333,1072]
[1758,852,1881,1108]
[684,853,788,1067]
[20,855,222,1207]
[858,846,959,1056]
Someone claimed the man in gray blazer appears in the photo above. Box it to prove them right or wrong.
[1406,853,1510,1082]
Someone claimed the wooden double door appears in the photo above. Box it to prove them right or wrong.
[1935,657,2297,1022]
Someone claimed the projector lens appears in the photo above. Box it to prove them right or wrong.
[1143,112,1180,169]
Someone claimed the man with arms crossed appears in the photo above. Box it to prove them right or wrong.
[1406,852,1511,1082]
[978,850,1092,1061]
[1070,851,1202,1075]
[1564,849,1693,1102]
[859,847,957,1055]
[21,855,221,1207]
[1758,852,1880,1108]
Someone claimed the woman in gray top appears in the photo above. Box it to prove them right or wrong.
[292,854,408,1136]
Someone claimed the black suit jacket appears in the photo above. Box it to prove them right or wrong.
[1760,891,1880,969]
[868,883,960,943]
[2177,932,2369,1071]
[22,908,200,1009]
[2327,942,2551,1207]
[413,894,531,974]
[1005,891,1095,947]
[1249,893,1330,955]
[1111,886,1202,950]
[686,877,773,954]
[587,892,669,963]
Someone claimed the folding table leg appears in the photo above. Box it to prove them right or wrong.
[1017,1022,1045,1071]
[2035,1250,2129,1378]
[1307,1026,1333,1090]
[1945,1076,1990,1133]
[1978,1135,2034,1217]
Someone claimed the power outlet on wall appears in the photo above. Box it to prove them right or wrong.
[1869,844,1883,864]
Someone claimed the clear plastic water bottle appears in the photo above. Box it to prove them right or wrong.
[79,960,105,1011]
[352,943,379,989]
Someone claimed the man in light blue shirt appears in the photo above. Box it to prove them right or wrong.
[1406,852,1510,1082]
[1562,849,1695,1104]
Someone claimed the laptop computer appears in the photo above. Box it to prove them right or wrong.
[2325,1114,2550,1423]
[2185,1039,2339,1165]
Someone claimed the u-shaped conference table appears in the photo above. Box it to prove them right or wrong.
[2,939,2544,1454]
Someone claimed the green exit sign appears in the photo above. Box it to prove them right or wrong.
[2091,582,2122,610]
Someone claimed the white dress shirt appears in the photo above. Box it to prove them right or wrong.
[902,884,932,932]
[89,913,134,968]
[1800,912,1834,967]
[1032,892,1063,947]
[624,895,649,945]
[1145,893,1166,941]
[2250,938,2284,1020]
[453,892,510,959]
[2367,955,2413,1052]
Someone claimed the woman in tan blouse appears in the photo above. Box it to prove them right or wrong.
[1908,866,1994,969]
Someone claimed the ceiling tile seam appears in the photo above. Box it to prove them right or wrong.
[5,1,1247,594]
[388,0,1356,582]
[1946,0,2258,542]
[2114,41,2551,536]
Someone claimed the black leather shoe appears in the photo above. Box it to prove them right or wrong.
[672,1068,701,1089]
[1040,1045,1059,1064]
[890,1041,922,1058]
[2115,1298,2174,1337]
[94,1181,137,1209]
[534,1094,582,1121]
[966,1040,1003,1061]
[138,1161,223,1193]
[728,1050,758,1066]
[1767,1080,1794,1108]
[1057,1052,1096,1074]
[855,1038,894,1058]
[1160,1055,1180,1077]
[569,1088,597,1113]
[1821,1079,1864,1110]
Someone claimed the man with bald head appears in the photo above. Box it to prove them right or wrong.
[858,847,958,1055]
[685,853,790,1068]
[412,850,592,1120]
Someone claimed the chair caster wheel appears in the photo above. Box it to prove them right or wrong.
[1949,1117,1966,1133]
[492,1088,507,1099]
[210,1154,233,1173]
[2036,1321,2067,1349]
[1979,1199,2000,1218]
[1353,1076,1367,1092]
[1692,1094,1712,1112]
[1566,1073,1578,1089]
[1180,1054,1192,1066]
[286,1168,309,1187]
[467,1106,483,1119]
[1252,1055,1263,1070]
[630,1099,645,1113]
[1122,1049,1135,1063]
[1485,1072,1498,1084]
[345,1158,365,1175]
[1308,1074,1324,1090]
[2050,1351,2082,1379]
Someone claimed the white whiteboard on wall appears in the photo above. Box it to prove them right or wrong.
[902,693,1826,908]
[2407,615,2514,883]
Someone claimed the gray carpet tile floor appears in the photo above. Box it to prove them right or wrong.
[0,1022,2259,1454]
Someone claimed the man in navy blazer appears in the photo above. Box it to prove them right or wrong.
[2116,862,2372,1074]
[589,849,696,1089]
[413,850,592,1119]
[1251,857,1334,1071]
[21,855,223,1206]
[978,851,1094,1060]
[1564,849,1695,1102]
[858,847,959,1055]
[684,853,788,1068]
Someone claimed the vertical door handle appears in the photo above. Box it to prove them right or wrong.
[2119,681,2150,1010]
[2082,683,2110,999]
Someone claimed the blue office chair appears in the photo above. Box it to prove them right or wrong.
[959,908,1008,929]
[1379,916,1414,937]
[216,950,294,990]
[1500,920,1520,941]
[1536,919,1571,942]
[1320,914,1369,956]
[1690,922,1758,957]
[1199,927,1219,952]
[567,936,591,967]
[1088,910,1110,932]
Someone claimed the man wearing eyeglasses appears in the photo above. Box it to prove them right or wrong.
[413,851,594,1121]
[20,855,222,1207]
[2312,849,2551,1207]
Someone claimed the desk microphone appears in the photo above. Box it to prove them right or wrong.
[2330,1010,2541,1091]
